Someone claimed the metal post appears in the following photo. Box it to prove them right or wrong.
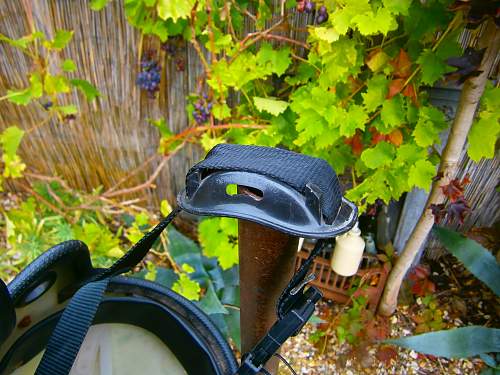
[238,219,299,374]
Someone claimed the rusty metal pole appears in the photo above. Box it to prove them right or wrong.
[238,219,299,374]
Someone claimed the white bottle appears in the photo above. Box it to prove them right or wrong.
[330,222,366,277]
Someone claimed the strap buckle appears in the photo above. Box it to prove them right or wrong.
[236,286,322,375]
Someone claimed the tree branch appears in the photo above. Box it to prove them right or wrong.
[378,20,500,316]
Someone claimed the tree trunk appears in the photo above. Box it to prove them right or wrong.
[378,20,500,317]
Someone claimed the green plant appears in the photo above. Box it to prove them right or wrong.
[411,294,445,334]
[387,226,500,373]
[90,0,500,211]
[0,28,99,189]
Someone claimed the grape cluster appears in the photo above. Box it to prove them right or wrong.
[161,39,186,72]
[192,94,212,124]
[42,100,53,110]
[136,58,161,98]
[315,5,328,24]
[161,41,176,57]
[296,0,315,13]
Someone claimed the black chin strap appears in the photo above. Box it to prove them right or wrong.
[34,206,325,375]
[35,208,181,375]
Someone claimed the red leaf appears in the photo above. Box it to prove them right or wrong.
[410,265,430,280]
[387,79,404,99]
[430,203,447,223]
[440,175,471,202]
[447,197,470,224]
[390,49,412,79]
[376,346,398,365]
[388,129,403,146]
[370,128,387,145]
[351,132,364,156]
[402,83,417,104]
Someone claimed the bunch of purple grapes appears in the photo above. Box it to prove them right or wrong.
[297,0,315,13]
[136,58,161,98]
[161,41,176,57]
[315,5,328,24]
[192,94,212,124]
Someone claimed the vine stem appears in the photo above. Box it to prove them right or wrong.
[378,20,500,316]
[162,122,267,147]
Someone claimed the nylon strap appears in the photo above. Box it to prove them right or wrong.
[35,208,180,375]
[276,239,327,319]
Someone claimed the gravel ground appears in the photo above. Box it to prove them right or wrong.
[280,303,484,375]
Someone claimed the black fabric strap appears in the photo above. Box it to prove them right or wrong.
[276,239,327,319]
[186,144,342,223]
[0,279,15,344]
[35,208,180,375]
[35,279,109,375]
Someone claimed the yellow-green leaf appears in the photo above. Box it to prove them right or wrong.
[172,273,201,300]
[160,199,172,216]
[0,126,25,156]
[62,59,77,72]
[70,79,100,101]
[51,30,73,50]
[157,0,196,21]
[253,97,289,116]
[467,112,500,162]
[408,159,436,191]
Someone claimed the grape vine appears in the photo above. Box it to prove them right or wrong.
[89,0,500,265]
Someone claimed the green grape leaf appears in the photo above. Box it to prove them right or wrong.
[394,142,427,166]
[151,20,169,42]
[413,106,447,147]
[44,74,70,95]
[256,44,291,77]
[253,97,289,116]
[70,79,100,101]
[200,133,225,152]
[199,217,238,270]
[381,95,406,128]
[61,59,77,72]
[2,154,26,178]
[172,273,201,301]
[51,30,73,50]
[212,102,232,120]
[468,111,500,162]
[408,159,436,191]
[383,0,412,15]
[160,199,172,216]
[404,1,450,42]
[353,8,398,36]
[90,0,110,11]
[6,73,43,105]
[417,49,447,85]
[330,0,371,35]
[320,38,361,84]
[0,126,25,156]
[5,88,32,105]
[56,105,78,115]
[481,84,500,109]
[157,0,196,21]
[310,27,340,43]
[340,105,368,137]
[361,141,395,169]
[362,74,389,112]
[148,118,172,137]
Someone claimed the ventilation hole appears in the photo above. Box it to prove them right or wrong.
[226,184,263,201]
